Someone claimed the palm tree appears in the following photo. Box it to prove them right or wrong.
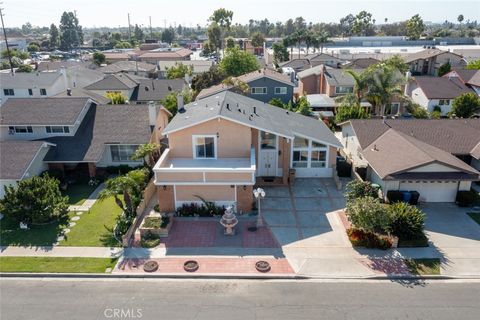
[365,66,405,116]
[316,31,329,53]
[282,36,293,60]
[98,169,148,217]
[344,69,368,103]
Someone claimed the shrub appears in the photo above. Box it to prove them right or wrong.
[143,216,169,229]
[456,190,476,207]
[140,231,161,248]
[345,180,379,202]
[388,202,425,239]
[176,202,225,217]
[153,204,160,212]
[347,228,392,249]
[432,105,441,113]
[346,197,390,234]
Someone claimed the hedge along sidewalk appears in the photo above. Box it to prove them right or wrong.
[0,257,118,273]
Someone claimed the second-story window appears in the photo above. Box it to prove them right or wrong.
[274,87,287,94]
[46,126,70,134]
[251,87,267,95]
[28,88,33,96]
[40,88,47,96]
[193,135,216,159]
[335,86,354,94]
[3,89,14,96]
[8,126,33,134]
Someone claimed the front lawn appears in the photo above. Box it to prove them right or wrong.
[405,258,441,275]
[60,196,122,247]
[467,212,480,226]
[62,183,98,205]
[0,257,117,273]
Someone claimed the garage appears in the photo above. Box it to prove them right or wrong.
[399,181,459,203]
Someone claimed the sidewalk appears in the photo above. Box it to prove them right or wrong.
[0,246,122,258]
[68,183,104,212]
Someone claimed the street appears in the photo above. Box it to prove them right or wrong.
[1,278,479,320]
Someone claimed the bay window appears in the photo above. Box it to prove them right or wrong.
[292,136,328,168]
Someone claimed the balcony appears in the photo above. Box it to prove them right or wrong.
[153,147,256,185]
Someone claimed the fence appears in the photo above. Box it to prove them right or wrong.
[121,177,157,247]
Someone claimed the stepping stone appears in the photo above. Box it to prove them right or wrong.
[71,216,81,221]
[56,236,65,242]
[63,228,71,234]
[69,222,76,227]
[105,267,112,273]
[76,211,83,216]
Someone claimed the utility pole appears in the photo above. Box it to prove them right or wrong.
[0,5,14,74]
[163,19,167,30]
[149,16,152,39]
[127,13,132,42]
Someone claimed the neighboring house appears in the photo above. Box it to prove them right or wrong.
[154,91,341,212]
[130,79,187,104]
[339,119,480,202]
[54,88,111,105]
[409,76,474,115]
[298,65,359,97]
[0,141,54,199]
[279,59,311,73]
[404,49,465,76]
[84,73,143,100]
[304,53,343,68]
[35,62,104,89]
[103,52,130,63]
[0,97,170,180]
[0,70,68,105]
[138,48,193,63]
[36,60,86,72]
[341,58,380,69]
[443,69,480,96]
[98,61,157,78]
[157,60,214,79]
[197,68,294,104]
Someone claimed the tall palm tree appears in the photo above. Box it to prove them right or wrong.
[316,31,329,54]
[282,36,293,60]
[344,69,368,103]
[365,66,405,116]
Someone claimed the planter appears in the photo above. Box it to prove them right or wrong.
[183,260,199,272]
[255,260,271,273]
[139,213,173,239]
[143,260,159,272]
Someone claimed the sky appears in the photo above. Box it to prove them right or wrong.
[3,0,480,28]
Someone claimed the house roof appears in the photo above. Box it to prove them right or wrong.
[36,60,86,72]
[130,79,187,102]
[157,60,213,73]
[279,59,311,71]
[139,48,193,59]
[0,71,62,88]
[362,128,479,180]
[164,91,342,147]
[414,76,473,99]
[0,97,91,125]
[53,88,110,105]
[342,118,480,157]
[0,141,51,180]
[98,61,157,74]
[103,52,130,60]
[304,52,341,62]
[84,73,140,90]
[404,49,460,63]
[342,58,380,69]
[306,94,335,107]
[43,104,152,162]
[445,69,480,87]
[297,65,325,79]
[324,68,363,86]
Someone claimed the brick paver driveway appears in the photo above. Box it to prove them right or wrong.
[262,178,350,248]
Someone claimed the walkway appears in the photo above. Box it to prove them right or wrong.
[68,183,104,212]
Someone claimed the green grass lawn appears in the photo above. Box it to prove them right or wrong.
[62,183,98,205]
[0,257,117,273]
[467,212,480,226]
[60,196,122,247]
[405,258,441,275]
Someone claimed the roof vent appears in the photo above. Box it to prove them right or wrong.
[371,144,379,152]
[249,115,254,121]
[145,86,149,91]
[253,106,257,115]
[226,103,231,110]
[168,86,172,91]
[238,108,242,113]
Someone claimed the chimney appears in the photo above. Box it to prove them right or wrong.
[177,94,184,113]
[148,101,157,126]
[66,88,72,96]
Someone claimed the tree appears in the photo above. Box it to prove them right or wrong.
[340,14,355,36]
[131,143,160,167]
[191,65,227,93]
[250,32,265,48]
[406,14,425,40]
[166,62,193,79]
[225,36,235,49]
[344,70,368,103]
[134,24,145,42]
[93,52,106,65]
[438,62,451,77]
[383,55,409,74]
[344,180,379,202]
[209,8,233,55]
[0,175,69,224]
[27,43,39,52]
[161,89,193,116]
[272,42,289,65]
[207,23,222,57]
[346,197,390,234]
[457,14,464,24]
[313,31,329,53]
[59,11,82,51]
[16,64,34,73]
[106,92,127,104]
[21,22,33,35]
[222,77,249,94]
[335,99,370,123]
[451,92,480,118]
[388,202,425,239]
[219,47,259,77]
[161,27,175,44]
[466,59,480,70]
[99,168,148,217]
[407,102,429,118]
[295,96,312,116]
[114,41,132,49]
[352,11,374,36]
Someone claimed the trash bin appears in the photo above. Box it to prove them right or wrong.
[402,191,412,203]
[409,191,420,205]
[289,169,296,185]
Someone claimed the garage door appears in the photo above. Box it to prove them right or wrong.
[399,181,458,202]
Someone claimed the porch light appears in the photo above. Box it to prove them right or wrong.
[243,185,247,191]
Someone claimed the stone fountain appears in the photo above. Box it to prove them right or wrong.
[219,206,238,236]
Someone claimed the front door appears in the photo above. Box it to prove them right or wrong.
[258,131,277,176]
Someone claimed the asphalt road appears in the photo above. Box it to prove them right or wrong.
[1,278,479,320]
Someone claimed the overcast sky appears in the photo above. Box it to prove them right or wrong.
[4,0,480,28]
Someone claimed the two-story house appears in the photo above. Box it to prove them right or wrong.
[404,49,465,76]
[197,68,294,104]
[153,91,341,213]
[442,69,480,96]
[84,73,143,100]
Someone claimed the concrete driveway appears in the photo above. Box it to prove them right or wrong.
[422,203,480,276]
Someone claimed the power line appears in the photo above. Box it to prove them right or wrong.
[0,4,14,74]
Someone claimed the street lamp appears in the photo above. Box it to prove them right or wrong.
[253,187,266,228]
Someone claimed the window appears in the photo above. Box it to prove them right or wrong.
[193,136,216,159]
[3,89,14,96]
[46,126,70,134]
[292,136,328,168]
[28,88,33,96]
[110,145,139,162]
[274,87,287,94]
[335,86,354,94]
[260,131,277,150]
[8,126,33,134]
[439,99,450,106]
[293,151,308,167]
[388,103,400,115]
[40,88,47,96]
[251,87,267,95]
[310,150,327,168]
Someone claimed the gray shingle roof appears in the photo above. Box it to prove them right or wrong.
[0,71,62,88]
[404,49,461,63]
[446,69,480,87]
[158,60,213,73]
[84,73,140,90]
[43,104,152,162]
[54,88,110,104]
[324,69,363,86]
[361,128,479,180]
[0,141,49,179]
[0,97,91,125]
[414,76,473,99]
[99,61,156,74]
[164,91,341,147]
[131,79,186,102]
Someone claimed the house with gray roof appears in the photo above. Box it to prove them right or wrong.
[0,97,171,190]
[339,119,480,202]
[197,68,294,104]
[84,73,144,100]
[98,60,157,78]
[153,91,341,212]
[130,79,187,104]
[443,69,480,96]
[404,49,465,76]
[157,60,213,79]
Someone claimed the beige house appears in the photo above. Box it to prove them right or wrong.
[154,91,341,213]
[405,49,465,76]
